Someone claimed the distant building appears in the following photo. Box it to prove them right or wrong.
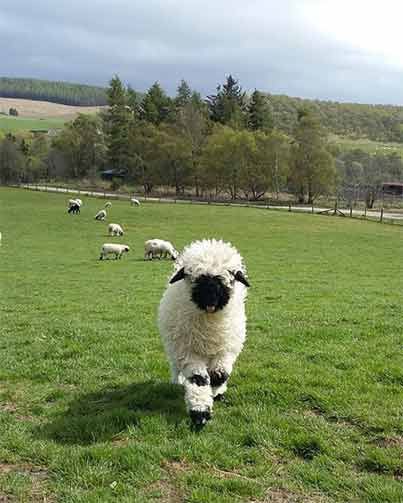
[100,169,128,181]
[382,182,403,196]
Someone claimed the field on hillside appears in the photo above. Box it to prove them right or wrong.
[331,135,403,156]
[0,116,66,133]
[0,98,104,118]
[0,188,402,502]
[0,97,103,133]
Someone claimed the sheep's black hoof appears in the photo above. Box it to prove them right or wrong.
[209,368,229,387]
[190,409,211,430]
[214,393,226,402]
[190,373,209,386]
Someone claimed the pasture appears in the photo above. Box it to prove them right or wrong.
[0,116,66,134]
[0,187,402,502]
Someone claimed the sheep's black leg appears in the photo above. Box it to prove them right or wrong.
[208,368,229,387]
[190,373,209,386]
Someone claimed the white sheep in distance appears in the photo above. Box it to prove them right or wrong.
[108,223,124,236]
[95,209,107,221]
[99,243,130,260]
[68,198,82,208]
[130,197,141,206]
[158,239,250,428]
[144,239,178,260]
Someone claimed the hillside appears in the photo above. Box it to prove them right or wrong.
[0,97,104,119]
[0,77,107,106]
[2,77,403,145]
[268,94,403,143]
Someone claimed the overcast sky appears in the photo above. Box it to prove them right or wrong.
[1,0,403,104]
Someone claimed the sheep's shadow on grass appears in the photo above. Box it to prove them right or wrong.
[37,381,185,446]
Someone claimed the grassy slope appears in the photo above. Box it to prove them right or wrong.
[331,136,403,156]
[0,188,402,502]
[0,116,66,133]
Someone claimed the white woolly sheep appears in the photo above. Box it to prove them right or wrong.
[108,223,124,236]
[158,239,250,428]
[99,243,130,260]
[130,197,141,206]
[68,198,82,208]
[144,239,178,260]
[95,209,107,221]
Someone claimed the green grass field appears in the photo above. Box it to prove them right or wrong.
[331,135,403,156]
[0,188,402,502]
[0,116,65,133]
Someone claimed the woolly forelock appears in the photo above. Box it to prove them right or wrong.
[175,239,246,286]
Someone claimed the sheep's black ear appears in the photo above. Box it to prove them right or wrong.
[234,270,250,287]
[170,267,187,284]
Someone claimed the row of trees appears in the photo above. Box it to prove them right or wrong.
[1,75,402,205]
[0,78,108,106]
[3,77,403,141]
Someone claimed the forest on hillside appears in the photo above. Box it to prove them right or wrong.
[2,77,403,142]
[269,94,403,143]
[0,78,108,106]
[1,75,402,208]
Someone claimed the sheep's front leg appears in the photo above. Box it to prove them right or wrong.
[209,352,238,401]
[182,360,213,428]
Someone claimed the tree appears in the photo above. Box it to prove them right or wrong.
[127,85,141,118]
[289,108,336,204]
[176,99,209,196]
[206,75,246,129]
[140,82,173,125]
[103,75,131,171]
[0,137,25,184]
[53,114,105,179]
[246,130,290,199]
[248,90,273,131]
[174,80,192,110]
[201,126,254,199]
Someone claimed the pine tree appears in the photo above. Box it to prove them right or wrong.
[174,80,192,110]
[248,90,273,131]
[206,75,246,128]
[140,82,173,125]
[103,75,131,171]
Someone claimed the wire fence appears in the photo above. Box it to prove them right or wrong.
[14,183,403,227]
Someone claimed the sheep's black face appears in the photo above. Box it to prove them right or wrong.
[191,275,230,313]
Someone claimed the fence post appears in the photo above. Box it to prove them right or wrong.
[364,206,367,218]
[380,208,384,223]
[311,204,314,214]
[350,206,352,218]
[288,203,291,212]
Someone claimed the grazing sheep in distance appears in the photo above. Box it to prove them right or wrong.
[68,203,80,214]
[108,223,124,236]
[158,239,250,428]
[131,197,141,206]
[99,243,130,260]
[68,198,82,208]
[95,209,107,221]
[144,239,178,260]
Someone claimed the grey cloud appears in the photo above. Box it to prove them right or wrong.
[1,0,403,104]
